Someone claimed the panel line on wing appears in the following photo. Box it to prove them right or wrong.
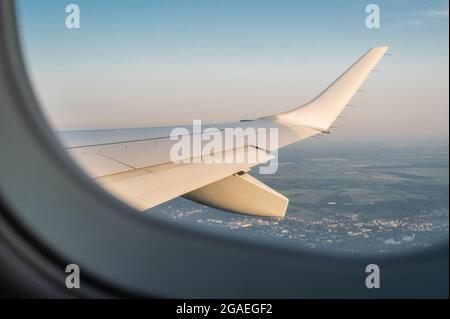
[96,152,136,169]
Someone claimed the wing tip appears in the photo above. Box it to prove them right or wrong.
[370,46,389,54]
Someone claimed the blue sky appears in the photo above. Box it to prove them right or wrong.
[17,0,449,142]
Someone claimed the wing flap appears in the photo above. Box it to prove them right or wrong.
[184,172,288,217]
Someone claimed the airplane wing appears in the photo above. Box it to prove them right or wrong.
[57,47,388,217]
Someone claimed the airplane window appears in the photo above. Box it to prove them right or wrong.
[15,0,449,257]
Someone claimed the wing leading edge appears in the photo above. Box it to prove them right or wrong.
[59,47,388,217]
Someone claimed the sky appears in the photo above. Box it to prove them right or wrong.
[17,0,449,143]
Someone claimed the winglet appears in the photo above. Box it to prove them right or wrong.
[266,47,388,130]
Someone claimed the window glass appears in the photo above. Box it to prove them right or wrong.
[17,0,449,254]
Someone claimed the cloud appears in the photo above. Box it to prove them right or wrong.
[423,9,449,18]
[397,7,448,28]
[398,19,423,27]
